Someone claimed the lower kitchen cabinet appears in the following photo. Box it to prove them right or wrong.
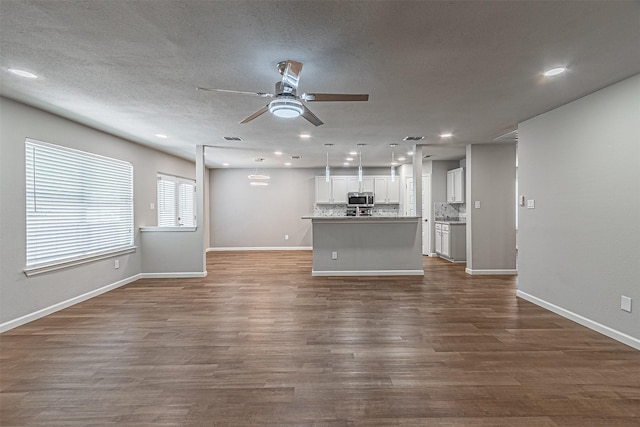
[435,221,466,262]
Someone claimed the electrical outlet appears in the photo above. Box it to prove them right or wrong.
[621,296,632,312]
[114,259,120,269]
[331,251,338,260]
[527,199,535,209]
[474,201,481,209]
[285,234,289,240]
[150,202,155,210]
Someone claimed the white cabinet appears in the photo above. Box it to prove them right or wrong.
[315,177,332,204]
[435,223,442,254]
[315,176,348,204]
[316,175,392,204]
[446,167,465,204]
[435,221,466,262]
[347,176,374,193]
[331,177,348,204]
[374,177,400,204]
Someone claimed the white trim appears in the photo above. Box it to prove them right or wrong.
[207,246,312,252]
[24,246,137,277]
[465,268,517,275]
[1,274,141,333]
[139,271,207,279]
[140,226,197,232]
[516,290,640,351]
[312,269,424,277]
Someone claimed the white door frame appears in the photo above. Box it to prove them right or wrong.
[405,175,431,255]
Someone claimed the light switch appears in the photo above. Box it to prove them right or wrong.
[150,202,155,210]
[621,296,632,313]
[474,201,481,209]
[527,199,535,209]
[519,195,525,207]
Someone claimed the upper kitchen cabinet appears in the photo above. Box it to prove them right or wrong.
[347,176,374,193]
[374,177,400,204]
[315,176,349,204]
[446,167,465,204]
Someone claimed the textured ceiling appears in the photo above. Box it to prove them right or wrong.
[1,0,639,169]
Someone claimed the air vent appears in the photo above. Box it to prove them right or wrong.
[223,136,244,141]
[290,155,302,160]
[403,136,424,141]
[423,155,432,159]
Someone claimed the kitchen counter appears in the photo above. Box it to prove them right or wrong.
[435,219,466,225]
[302,215,421,221]
[304,216,423,276]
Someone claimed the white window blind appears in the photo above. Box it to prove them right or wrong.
[25,139,134,267]
[157,174,196,227]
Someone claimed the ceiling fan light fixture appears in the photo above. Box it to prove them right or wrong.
[268,99,304,118]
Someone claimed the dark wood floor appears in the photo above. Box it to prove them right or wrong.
[1,251,639,426]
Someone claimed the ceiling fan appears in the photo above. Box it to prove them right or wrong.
[197,60,369,126]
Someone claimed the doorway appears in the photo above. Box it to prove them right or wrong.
[406,176,431,255]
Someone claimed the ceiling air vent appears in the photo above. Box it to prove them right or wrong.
[223,136,244,141]
[403,136,424,141]
[290,155,302,160]
[423,155,432,159]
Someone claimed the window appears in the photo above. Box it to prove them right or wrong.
[157,173,196,227]
[25,139,134,268]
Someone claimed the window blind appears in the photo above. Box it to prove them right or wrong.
[157,174,196,227]
[25,139,134,267]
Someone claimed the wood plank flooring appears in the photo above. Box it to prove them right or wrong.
[1,251,639,426]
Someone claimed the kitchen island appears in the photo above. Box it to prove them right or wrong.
[303,216,423,276]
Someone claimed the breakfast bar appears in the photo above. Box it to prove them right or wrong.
[303,216,424,276]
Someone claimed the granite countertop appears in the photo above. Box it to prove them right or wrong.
[302,216,421,221]
[434,218,467,224]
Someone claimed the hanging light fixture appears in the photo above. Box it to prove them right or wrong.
[248,158,270,186]
[357,144,366,183]
[324,144,333,182]
[390,144,398,181]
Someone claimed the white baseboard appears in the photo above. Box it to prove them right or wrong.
[465,268,518,275]
[139,271,207,278]
[517,290,640,350]
[0,274,141,333]
[207,246,312,252]
[312,269,424,277]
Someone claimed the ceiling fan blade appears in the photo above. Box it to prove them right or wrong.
[279,60,303,89]
[240,105,269,124]
[301,105,324,127]
[303,93,369,102]
[196,87,273,97]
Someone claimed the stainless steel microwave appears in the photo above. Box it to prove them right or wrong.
[347,192,375,207]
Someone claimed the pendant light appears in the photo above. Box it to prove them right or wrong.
[357,144,366,183]
[390,144,398,181]
[324,144,333,182]
[248,158,270,186]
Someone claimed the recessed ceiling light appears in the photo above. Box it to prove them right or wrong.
[345,157,354,161]
[349,151,358,156]
[407,151,414,156]
[8,68,38,79]
[299,133,311,139]
[155,134,168,139]
[397,157,406,161]
[274,151,283,156]
[284,162,292,166]
[343,162,350,166]
[440,132,453,138]
[222,163,230,166]
[544,67,567,77]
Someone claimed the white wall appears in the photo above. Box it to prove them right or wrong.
[465,143,517,273]
[208,167,395,249]
[517,74,640,347]
[0,97,203,328]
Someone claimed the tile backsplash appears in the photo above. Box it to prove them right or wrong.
[314,204,400,217]
[434,202,466,221]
